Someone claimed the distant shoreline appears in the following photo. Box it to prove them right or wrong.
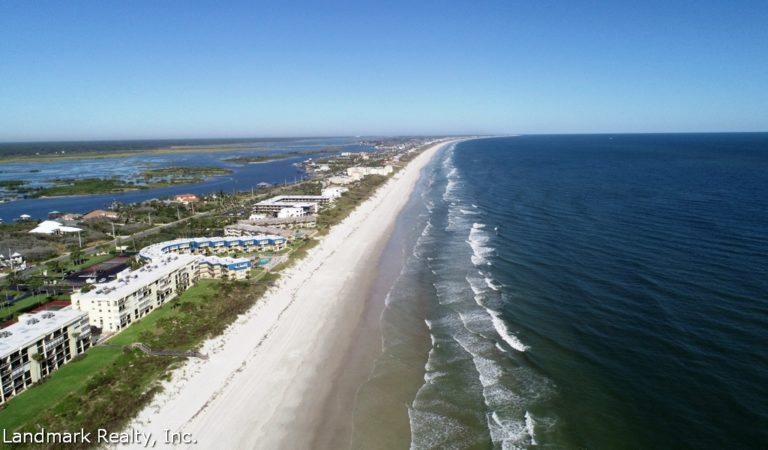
[0,146,275,164]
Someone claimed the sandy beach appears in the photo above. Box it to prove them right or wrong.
[121,139,453,449]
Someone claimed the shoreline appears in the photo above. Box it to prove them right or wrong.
[311,178,432,449]
[0,146,274,164]
[121,139,456,449]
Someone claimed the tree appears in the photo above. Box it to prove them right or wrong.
[128,257,143,270]
[45,260,63,276]
[70,247,84,267]
[5,271,20,291]
[27,276,43,295]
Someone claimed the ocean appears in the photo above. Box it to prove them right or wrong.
[353,134,768,449]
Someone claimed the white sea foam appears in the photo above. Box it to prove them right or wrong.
[485,276,501,291]
[450,334,529,449]
[421,221,433,237]
[489,411,529,449]
[525,411,537,445]
[468,224,494,266]
[409,408,474,450]
[475,355,504,388]
[467,276,486,296]
[489,310,529,352]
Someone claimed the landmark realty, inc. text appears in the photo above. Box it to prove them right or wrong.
[2,427,196,447]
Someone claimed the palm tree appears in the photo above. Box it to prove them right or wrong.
[70,247,84,267]
[27,276,43,295]
[45,260,63,276]
[5,271,20,291]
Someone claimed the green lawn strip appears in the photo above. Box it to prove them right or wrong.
[107,280,218,347]
[0,346,122,432]
[0,294,51,322]
[70,253,114,272]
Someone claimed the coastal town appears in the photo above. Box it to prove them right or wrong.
[0,137,444,438]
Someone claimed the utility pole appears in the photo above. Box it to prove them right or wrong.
[111,221,117,252]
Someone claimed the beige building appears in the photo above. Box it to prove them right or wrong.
[198,257,251,280]
[82,209,119,221]
[346,166,394,179]
[242,215,317,229]
[72,255,199,333]
[0,308,91,404]
[321,186,348,199]
[224,222,297,239]
[73,235,287,333]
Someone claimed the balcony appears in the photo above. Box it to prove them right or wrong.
[44,336,65,350]
[11,363,30,378]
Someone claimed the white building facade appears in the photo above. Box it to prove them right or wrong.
[321,186,349,199]
[73,235,288,333]
[72,255,199,332]
[0,308,91,404]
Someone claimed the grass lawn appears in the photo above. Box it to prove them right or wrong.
[70,253,114,272]
[0,347,121,431]
[0,289,20,299]
[0,294,50,322]
[108,280,217,347]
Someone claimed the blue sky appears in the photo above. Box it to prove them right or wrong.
[1,0,767,141]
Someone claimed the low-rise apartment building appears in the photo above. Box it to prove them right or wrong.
[322,186,349,199]
[346,166,394,179]
[0,308,91,404]
[72,255,199,332]
[224,223,297,239]
[252,194,332,217]
[244,215,317,229]
[73,235,288,333]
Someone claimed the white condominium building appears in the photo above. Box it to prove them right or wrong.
[326,175,355,185]
[73,235,288,333]
[252,194,333,217]
[0,308,91,404]
[198,257,252,280]
[72,254,199,333]
[139,236,287,260]
[321,186,349,199]
[241,215,317,229]
[345,165,394,180]
[224,222,296,239]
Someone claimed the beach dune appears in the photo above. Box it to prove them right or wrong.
[122,140,452,449]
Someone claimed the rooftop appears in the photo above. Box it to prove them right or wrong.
[75,254,199,302]
[29,220,82,234]
[139,235,287,261]
[0,308,87,358]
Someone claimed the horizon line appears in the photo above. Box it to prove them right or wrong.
[2,130,768,145]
